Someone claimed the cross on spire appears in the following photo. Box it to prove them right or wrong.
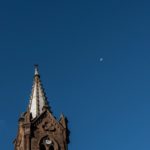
[34,64,39,76]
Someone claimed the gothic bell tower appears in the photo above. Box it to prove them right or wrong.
[14,65,69,150]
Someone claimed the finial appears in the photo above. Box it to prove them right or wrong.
[34,64,39,75]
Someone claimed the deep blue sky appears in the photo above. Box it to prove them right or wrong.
[0,0,150,149]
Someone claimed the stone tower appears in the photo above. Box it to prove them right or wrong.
[14,66,69,150]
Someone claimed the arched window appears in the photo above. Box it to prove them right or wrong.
[40,144,46,150]
[49,145,54,150]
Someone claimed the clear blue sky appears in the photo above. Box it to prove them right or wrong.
[0,0,150,149]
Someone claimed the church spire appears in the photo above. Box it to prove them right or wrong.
[28,65,49,119]
[14,66,69,150]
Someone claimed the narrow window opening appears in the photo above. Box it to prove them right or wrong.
[40,144,46,150]
[49,145,54,150]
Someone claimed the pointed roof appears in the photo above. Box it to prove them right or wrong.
[28,65,49,119]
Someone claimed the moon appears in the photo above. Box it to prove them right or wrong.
[99,58,103,62]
